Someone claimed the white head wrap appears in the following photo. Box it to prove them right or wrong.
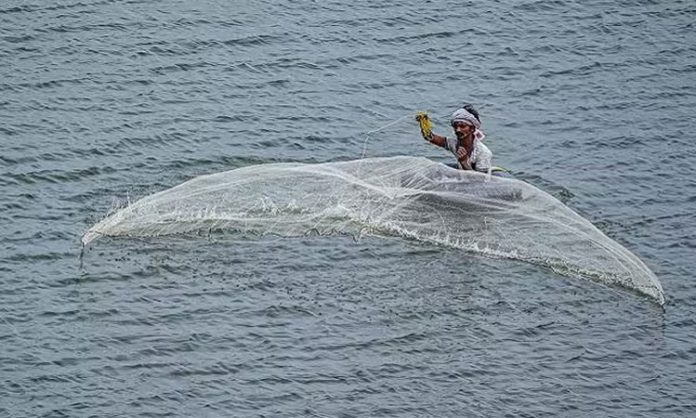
[450,108,481,130]
[450,108,486,141]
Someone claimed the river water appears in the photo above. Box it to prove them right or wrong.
[1,0,695,416]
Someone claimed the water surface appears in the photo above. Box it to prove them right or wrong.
[1,0,695,416]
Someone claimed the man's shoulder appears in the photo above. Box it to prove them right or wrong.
[475,139,492,153]
[445,136,458,152]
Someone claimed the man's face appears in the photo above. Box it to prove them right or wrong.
[452,121,474,141]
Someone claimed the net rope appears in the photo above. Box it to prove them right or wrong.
[83,156,665,305]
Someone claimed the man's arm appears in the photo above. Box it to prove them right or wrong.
[427,133,447,148]
[416,112,447,148]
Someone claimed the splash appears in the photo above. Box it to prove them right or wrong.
[83,156,665,305]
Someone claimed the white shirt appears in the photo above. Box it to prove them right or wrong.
[445,137,492,172]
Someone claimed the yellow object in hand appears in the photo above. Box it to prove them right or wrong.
[415,111,433,140]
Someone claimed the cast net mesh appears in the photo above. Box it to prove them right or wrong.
[83,156,664,305]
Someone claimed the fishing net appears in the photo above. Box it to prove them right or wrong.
[83,156,665,305]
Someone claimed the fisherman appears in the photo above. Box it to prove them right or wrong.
[416,104,493,172]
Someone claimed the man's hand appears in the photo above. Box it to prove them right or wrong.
[456,147,472,170]
[456,147,468,161]
[415,112,432,141]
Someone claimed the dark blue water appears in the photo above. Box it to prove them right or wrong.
[2,0,695,416]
